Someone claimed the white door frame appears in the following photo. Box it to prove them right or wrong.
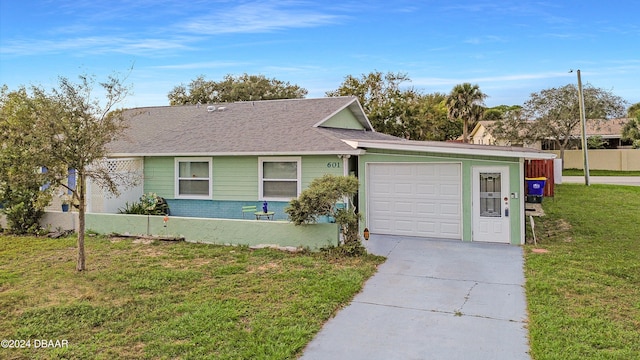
[472,166,511,243]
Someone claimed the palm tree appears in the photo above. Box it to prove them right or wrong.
[446,83,487,143]
[622,116,640,148]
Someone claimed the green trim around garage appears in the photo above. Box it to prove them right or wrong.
[357,149,523,244]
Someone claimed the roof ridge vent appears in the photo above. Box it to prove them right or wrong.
[207,105,216,112]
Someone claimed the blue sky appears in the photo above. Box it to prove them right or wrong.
[1,0,638,109]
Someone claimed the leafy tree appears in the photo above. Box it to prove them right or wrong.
[587,135,608,149]
[483,105,523,121]
[415,92,462,141]
[285,175,362,253]
[0,185,48,235]
[622,116,640,149]
[326,71,426,139]
[628,102,640,118]
[446,83,487,143]
[0,86,51,234]
[523,84,627,161]
[168,73,307,105]
[328,72,470,141]
[1,74,131,271]
[486,108,532,146]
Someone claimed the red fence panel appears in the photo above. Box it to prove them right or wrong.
[525,159,554,197]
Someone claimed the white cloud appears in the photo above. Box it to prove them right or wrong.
[0,36,195,57]
[152,61,251,70]
[177,1,344,35]
[464,35,507,45]
[412,71,571,87]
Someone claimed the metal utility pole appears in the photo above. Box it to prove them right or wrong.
[576,69,590,186]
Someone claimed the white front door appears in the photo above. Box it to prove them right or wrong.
[472,167,511,243]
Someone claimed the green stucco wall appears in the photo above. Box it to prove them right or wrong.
[214,157,258,201]
[86,213,339,250]
[358,149,523,244]
[144,155,345,201]
[301,155,345,188]
[144,156,174,198]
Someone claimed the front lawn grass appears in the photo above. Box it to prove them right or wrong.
[0,236,384,359]
[525,184,640,359]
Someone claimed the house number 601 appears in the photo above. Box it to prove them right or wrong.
[327,162,341,168]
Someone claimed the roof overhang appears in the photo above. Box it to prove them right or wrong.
[109,149,367,158]
[344,140,557,160]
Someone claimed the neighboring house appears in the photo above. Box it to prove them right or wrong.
[469,119,632,150]
[104,96,555,245]
[540,118,632,150]
[468,121,541,149]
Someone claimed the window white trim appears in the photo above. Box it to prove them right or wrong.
[174,157,213,199]
[258,157,302,201]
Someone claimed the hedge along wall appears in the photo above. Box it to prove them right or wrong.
[85,213,339,250]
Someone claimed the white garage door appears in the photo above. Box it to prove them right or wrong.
[367,163,462,239]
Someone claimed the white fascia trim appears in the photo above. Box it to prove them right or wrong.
[109,150,366,157]
[351,141,557,160]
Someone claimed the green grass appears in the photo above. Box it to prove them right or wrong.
[525,184,640,360]
[563,168,640,176]
[0,236,384,359]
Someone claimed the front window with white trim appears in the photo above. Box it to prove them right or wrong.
[175,158,212,199]
[259,157,301,200]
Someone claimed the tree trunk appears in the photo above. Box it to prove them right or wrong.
[463,119,469,143]
[76,172,86,271]
[558,137,569,170]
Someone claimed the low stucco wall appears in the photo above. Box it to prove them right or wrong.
[1,211,79,232]
[552,149,640,170]
[85,213,339,250]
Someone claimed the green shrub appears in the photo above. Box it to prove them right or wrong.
[118,192,169,215]
[286,175,364,254]
[0,185,49,235]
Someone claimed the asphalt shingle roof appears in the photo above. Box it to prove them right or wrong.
[109,97,378,155]
[108,96,554,160]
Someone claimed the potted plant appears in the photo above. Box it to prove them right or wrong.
[59,193,71,212]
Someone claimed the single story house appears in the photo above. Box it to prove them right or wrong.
[541,118,632,150]
[470,118,633,150]
[103,96,555,245]
[468,121,541,149]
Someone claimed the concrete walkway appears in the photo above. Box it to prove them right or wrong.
[300,235,530,360]
[561,176,640,186]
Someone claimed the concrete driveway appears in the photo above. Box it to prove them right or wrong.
[300,235,530,360]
